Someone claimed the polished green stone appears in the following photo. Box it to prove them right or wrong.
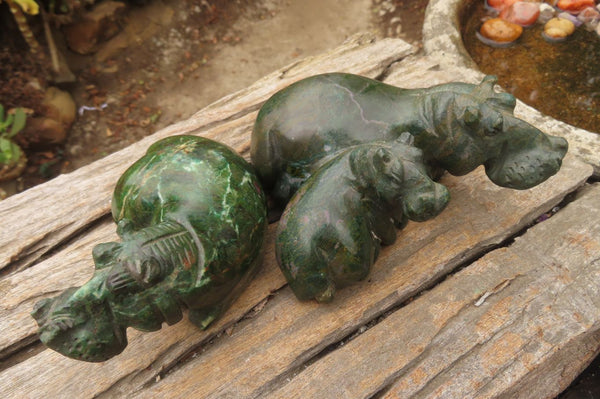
[276,141,449,302]
[251,73,568,205]
[253,73,568,303]
[32,135,267,362]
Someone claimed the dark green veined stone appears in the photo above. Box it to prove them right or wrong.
[251,73,568,205]
[31,135,267,362]
[276,141,449,302]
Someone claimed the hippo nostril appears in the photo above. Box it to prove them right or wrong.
[550,136,568,154]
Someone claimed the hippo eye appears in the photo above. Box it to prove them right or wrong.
[374,148,392,165]
[485,114,504,136]
[462,105,481,127]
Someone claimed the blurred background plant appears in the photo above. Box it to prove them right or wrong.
[0,105,28,181]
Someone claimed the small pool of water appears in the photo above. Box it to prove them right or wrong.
[461,1,600,133]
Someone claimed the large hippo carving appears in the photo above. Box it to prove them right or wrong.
[276,140,449,302]
[31,135,267,362]
[251,73,568,204]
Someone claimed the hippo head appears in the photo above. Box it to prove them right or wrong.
[423,75,568,188]
[31,287,127,362]
[483,116,568,189]
[352,141,450,222]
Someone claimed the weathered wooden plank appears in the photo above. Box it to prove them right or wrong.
[0,158,590,398]
[79,157,591,399]
[1,35,596,399]
[0,34,414,272]
[266,182,600,399]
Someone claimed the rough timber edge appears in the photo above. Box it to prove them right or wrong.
[422,0,600,177]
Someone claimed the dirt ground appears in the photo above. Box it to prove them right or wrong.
[1,0,427,193]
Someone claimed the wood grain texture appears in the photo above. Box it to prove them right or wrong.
[268,182,600,399]
[117,158,587,399]
[0,34,414,273]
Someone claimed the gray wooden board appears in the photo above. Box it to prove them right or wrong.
[268,182,600,399]
[0,157,586,398]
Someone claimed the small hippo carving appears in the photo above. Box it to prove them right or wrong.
[251,73,568,205]
[31,136,267,362]
[276,140,449,302]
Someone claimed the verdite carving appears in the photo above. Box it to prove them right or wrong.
[251,73,568,205]
[252,73,567,301]
[276,139,449,302]
[31,74,569,360]
[32,135,267,362]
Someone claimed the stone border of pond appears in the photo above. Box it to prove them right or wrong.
[423,0,600,178]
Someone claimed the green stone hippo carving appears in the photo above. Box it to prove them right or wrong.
[251,73,568,205]
[31,135,267,362]
[276,139,449,302]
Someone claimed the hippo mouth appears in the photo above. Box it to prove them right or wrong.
[402,181,450,222]
[485,135,568,189]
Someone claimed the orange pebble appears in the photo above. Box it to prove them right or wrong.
[487,0,522,10]
[556,0,595,13]
[480,17,524,42]
[500,1,541,26]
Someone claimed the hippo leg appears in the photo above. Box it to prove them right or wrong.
[318,221,378,290]
[366,200,399,246]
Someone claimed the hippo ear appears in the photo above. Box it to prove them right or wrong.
[397,132,414,146]
[471,75,498,99]
[117,219,135,238]
[488,92,517,112]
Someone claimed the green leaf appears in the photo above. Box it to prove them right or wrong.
[0,138,14,163]
[0,104,4,123]
[0,113,14,135]
[9,108,26,138]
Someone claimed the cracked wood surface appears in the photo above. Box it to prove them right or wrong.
[1,35,599,399]
[269,183,600,399]
[1,156,591,398]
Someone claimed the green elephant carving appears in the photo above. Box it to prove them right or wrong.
[276,139,449,302]
[32,136,267,362]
